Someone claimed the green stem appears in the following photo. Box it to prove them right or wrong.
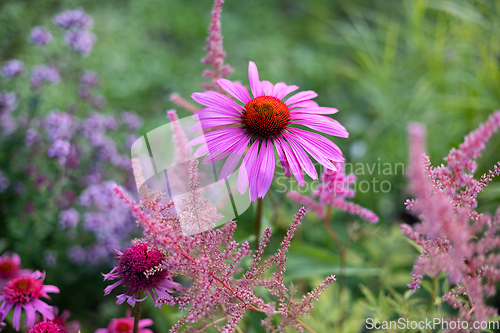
[324,205,346,332]
[255,198,264,249]
[133,292,145,333]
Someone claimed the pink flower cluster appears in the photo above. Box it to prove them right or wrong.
[402,111,500,327]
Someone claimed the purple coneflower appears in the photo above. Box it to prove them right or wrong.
[188,61,348,201]
[102,242,182,307]
[95,310,153,333]
[28,321,68,333]
[0,271,59,330]
[0,252,31,288]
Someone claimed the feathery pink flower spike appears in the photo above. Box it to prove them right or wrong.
[188,61,348,201]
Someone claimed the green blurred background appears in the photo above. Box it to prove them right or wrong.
[1,0,500,331]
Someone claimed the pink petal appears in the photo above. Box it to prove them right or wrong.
[250,142,266,201]
[12,253,21,265]
[192,91,243,111]
[25,307,36,327]
[139,318,154,328]
[290,116,348,138]
[273,82,299,100]
[290,106,338,114]
[238,140,259,195]
[217,78,251,104]
[289,100,319,109]
[31,299,54,319]
[285,90,318,106]
[277,137,305,186]
[219,136,251,184]
[257,140,275,198]
[261,80,274,96]
[95,329,109,333]
[248,61,262,97]
[197,107,241,119]
[104,280,122,295]
[275,138,291,177]
[193,117,240,131]
[288,128,344,168]
[43,285,60,294]
[116,293,127,305]
[13,304,22,330]
[282,133,318,180]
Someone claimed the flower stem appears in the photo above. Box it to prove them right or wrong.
[255,197,264,249]
[133,293,145,333]
[324,205,346,331]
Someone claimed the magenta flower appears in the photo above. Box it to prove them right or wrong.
[95,311,153,333]
[188,61,348,201]
[0,252,31,288]
[28,321,68,333]
[0,271,59,330]
[102,242,182,307]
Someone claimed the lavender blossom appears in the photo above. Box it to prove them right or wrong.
[47,139,71,164]
[79,70,99,86]
[29,27,53,46]
[25,128,42,147]
[43,110,76,142]
[52,8,93,30]
[1,60,24,79]
[121,111,142,130]
[30,65,60,90]
[58,208,80,229]
[63,30,96,57]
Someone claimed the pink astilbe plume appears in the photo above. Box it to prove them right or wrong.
[288,162,379,222]
[178,159,222,235]
[113,181,335,332]
[201,0,233,91]
[402,112,500,330]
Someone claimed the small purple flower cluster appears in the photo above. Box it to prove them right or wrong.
[29,27,53,46]
[1,60,24,79]
[30,65,61,90]
[53,8,96,57]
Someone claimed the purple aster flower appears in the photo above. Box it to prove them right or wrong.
[28,321,68,333]
[0,271,59,330]
[63,30,96,57]
[29,27,53,46]
[1,60,24,79]
[58,208,80,229]
[79,70,99,86]
[25,128,42,147]
[102,242,182,307]
[30,65,60,90]
[43,110,76,142]
[52,8,93,30]
[47,139,71,164]
[67,246,85,265]
[91,95,106,109]
[121,111,142,130]
[43,251,57,267]
[188,61,348,201]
